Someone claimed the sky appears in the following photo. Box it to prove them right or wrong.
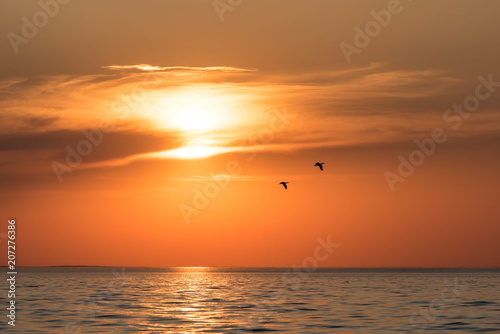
[1,0,499,267]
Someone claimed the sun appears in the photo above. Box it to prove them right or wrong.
[170,102,217,132]
[142,86,261,159]
[154,87,232,133]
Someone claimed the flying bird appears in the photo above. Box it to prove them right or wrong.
[279,182,289,189]
[314,162,325,171]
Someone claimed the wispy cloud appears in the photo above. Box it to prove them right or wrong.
[102,64,257,73]
[2,62,500,186]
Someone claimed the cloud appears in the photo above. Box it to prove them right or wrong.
[1,62,499,181]
[22,116,60,129]
[0,128,180,160]
[102,64,257,73]
[0,127,183,188]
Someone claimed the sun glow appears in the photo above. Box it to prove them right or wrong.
[152,87,239,133]
[141,86,264,159]
[171,105,217,132]
[153,146,237,159]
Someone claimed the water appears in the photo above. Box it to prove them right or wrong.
[1,268,499,333]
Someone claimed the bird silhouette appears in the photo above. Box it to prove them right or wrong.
[279,182,289,189]
[314,162,325,171]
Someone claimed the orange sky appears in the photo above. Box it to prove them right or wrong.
[1,0,499,267]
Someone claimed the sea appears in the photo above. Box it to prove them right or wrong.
[0,267,499,333]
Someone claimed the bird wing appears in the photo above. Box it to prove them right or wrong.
[284,183,287,189]
[319,165,323,170]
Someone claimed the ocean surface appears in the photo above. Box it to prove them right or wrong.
[1,268,499,333]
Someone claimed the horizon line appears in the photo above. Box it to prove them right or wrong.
[3,266,500,269]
